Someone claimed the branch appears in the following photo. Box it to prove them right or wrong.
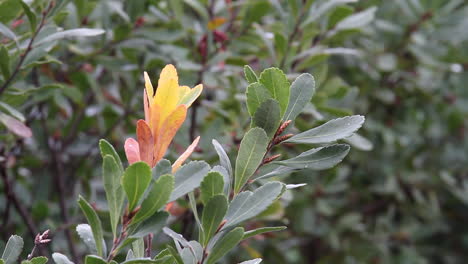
[0,1,54,96]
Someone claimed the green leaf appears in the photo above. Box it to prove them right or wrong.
[76,224,98,255]
[131,174,174,225]
[121,259,158,264]
[169,161,210,201]
[132,239,145,259]
[102,155,124,238]
[333,7,377,32]
[129,211,169,238]
[285,115,365,144]
[212,139,233,179]
[302,0,357,25]
[252,99,281,138]
[19,1,37,31]
[205,227,244,264]
[153,159,172,180]
[30,257,48,264]
[35,28,106,46]
[0,0,21,24]
[242,226,286,240]
[99,139,124,172]
[0,101,24,122]
[258,68,290,116]
[52,253,74,264]
[201,195,228,246]
[200,172,225,205]
[274,144,350,170]
[234,128,269,193]
[78,196,105,257]
[0,45,10,79]
[244,65,258,84]
[246,82,272,117]
[224,182,283,229]
[328,5,354,28]
[84,255,106,264]
[283,73,316,122]
[122,162,152,210]
[343,133,373,151]
[2,235,23,264]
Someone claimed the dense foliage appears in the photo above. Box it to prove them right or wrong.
[0,0,467,263]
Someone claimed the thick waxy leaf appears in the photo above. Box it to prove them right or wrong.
[29,257,48,264]
[285,115,365,144]
[283,73,316,121]
[205,227,244,264]
[84,255,106,264]
[246,82,272,117]
[78,196,105,257]
[200,172,225,205]
[253,164,298,181]
[52,253,74,264]
[234,128,269,193]
[244,65,258,84]
[132,239,145,258]
[153,159,171,180]
[212,139,233,178]
[162,227,191,249]
[35,28,105,46]
[239,259,262,264]
[224,182,283,229]
[121,259,158,264]
[201,195,228,246]
[253,99,281,138]
[131,174,174,225]
[258,68,290,116]
[2,235,23,264]
[343,133,373,151]
[0,46,10,79]
[19,0,36,31]
[274,144,350,170]
[302,0,358,25]
[129,211,168,238]
[76,224,98,255]
[99,139,124,172]
[334,6,377,31]
[102,155,124,238]
[122,162,152,210]
[211,166,230,196]
[242,226,286,240]
[169,161,210,201]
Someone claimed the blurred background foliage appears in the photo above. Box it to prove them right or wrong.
[0,0,467,263]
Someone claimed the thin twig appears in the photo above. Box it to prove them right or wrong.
[0,1,54,96]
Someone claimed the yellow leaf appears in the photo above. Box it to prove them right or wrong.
[208,17,226,30]
[153,105,187,164]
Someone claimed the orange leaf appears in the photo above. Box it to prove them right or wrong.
[124,138,140,165]
[136,120,154,166]
[143,89,150,124]
[208,17,226,30]
[172,136,200,173]
[152,105,187,165]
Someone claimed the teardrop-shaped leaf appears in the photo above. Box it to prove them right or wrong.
[122,162,152,210]
[34,28,106,46]
[102,155,124,239]
[258,68,290,116]
[99,139,124,172]
[201,195,228,246]
[212,139,233,179]
[200,172,225,205]
[52,253,74,264]
[334,6,377,31]
[205,227,244,264]
[244,65,258,84]
[274,144,350,170]
[246,82,272,117]
[234,128,269,193]
[252,99,281,138]
[169,161,210,201]
[84,255,106,264]
[285,115,365,144]
[78,196,105,257]
[283,73,315,121]
[242,226,286,240]
[131,174,174,225]
[76,224,98,255]
[224,182,283,229]
[2,235,23,264]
